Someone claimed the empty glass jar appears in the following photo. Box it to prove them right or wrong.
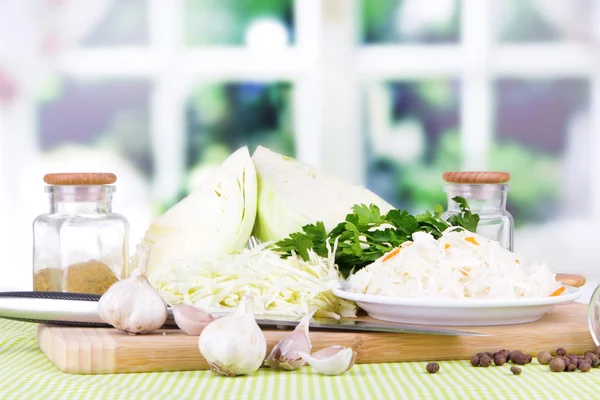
[441,171,514,251]
[32,173,129,295]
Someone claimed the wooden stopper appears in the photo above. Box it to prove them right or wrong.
[442,171,511,184]
[43,173,117,186]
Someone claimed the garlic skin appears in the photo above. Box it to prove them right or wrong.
[171,304,214,336]
[198,295,266,377]
[299,346,357,376]
[264,309,315,370]
[98,274,168,335]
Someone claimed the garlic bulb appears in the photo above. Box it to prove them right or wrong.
[299,346,357,376]
[171,304,214,336]
[98,244,168,335]
[98,274,168,335]
[265,309,315,370]
[198,295,266,376]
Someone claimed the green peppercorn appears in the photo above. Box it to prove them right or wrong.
[510,366,522,375]
[537,351,552,365]
[426,362,439,374]
[469,355,479,367]
[556,348,567,357]
[549,357,565,372]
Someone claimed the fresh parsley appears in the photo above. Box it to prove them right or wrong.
[273,196,479,277]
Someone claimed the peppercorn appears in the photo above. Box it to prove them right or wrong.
[579,362,591,373]
[585,352,599,365]
[556,348,567,357]
[486,352,493,359]
[477,352,486,359]
[426,362,439,374]
[493,354,506,366]
[549,357,565,372]
[479,355,491,368]
[593,358,600,368]
[525,354,533,364]
[510,351,527,365]
[537,351,552,365]
[470,355,479,367]
[510,366,522,375]
[566,363,577,372]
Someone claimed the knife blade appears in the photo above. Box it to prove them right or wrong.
[0,291,485,336]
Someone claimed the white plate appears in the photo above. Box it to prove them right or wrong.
[333,286,581,326]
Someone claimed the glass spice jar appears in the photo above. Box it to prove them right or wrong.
[441,171,514,251]
[32,173,129,295]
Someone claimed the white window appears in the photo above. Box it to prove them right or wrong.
[1,0,599,292]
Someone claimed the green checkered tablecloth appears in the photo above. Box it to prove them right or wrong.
[1,319,599,400]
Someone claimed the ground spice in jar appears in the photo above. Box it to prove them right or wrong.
[34,260,119,295]
[33,268,62,291]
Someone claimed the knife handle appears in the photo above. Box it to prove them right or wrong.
[0,291,101,301]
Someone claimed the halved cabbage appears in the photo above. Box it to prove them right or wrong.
[136,146,257,274]
[251,146,394,242]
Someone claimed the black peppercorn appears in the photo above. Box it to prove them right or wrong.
[549,357,565,373]
[477,352,486,359]
[426,362,439,374]
[479,355,491,368]
[566,363,577,372]
[493,354,506,366]
[579,362,591,373]
[525,354,533,364]
[485,352,493,360]
[556,348,567,357]
[470,355,479,367]
[510,366,522,375]
[537,351,552,365]
[510,351,527,365]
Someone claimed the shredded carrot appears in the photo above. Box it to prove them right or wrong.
[515,259,520,264]
[550,286,565,297]
[465,236,479,246]
[382,248,400,262]
[445,243,451,250]
[460,270,468,276]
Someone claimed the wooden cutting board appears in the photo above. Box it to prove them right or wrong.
[37,302,595,374]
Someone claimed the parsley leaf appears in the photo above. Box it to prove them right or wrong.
[273,196,479,277]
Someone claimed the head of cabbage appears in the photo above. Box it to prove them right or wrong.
[251,146,393,243]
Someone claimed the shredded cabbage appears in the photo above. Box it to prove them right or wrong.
[147,239,357,319]
[346,228,561,300]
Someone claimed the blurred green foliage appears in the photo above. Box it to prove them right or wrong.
[369,79,563,225]
[185,0,293,45]
[362,0,461,43]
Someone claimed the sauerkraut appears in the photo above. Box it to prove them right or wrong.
[346,228,561,300]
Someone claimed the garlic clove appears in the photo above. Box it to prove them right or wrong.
[299,346,357,376]
[198,294,267,377]
[171,304,214,336]
[265,309,315,370]
[98,274,168,335]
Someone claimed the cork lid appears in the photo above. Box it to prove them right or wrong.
[43,173,117,186]
[442,171,510,184]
